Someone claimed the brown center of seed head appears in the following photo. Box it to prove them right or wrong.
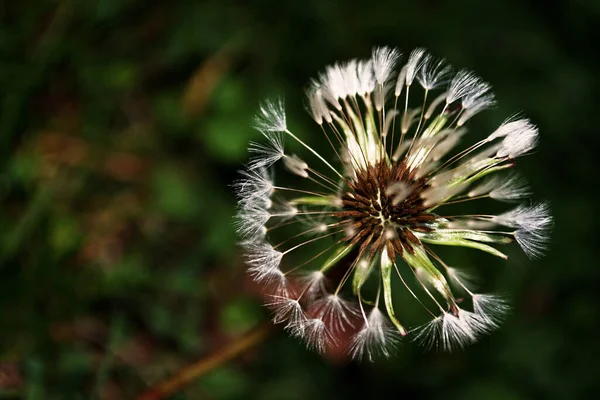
[335,160,438,259]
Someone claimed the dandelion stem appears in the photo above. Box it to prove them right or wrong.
[136,323,273,400]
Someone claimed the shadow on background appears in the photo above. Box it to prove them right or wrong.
[0,0,598,398]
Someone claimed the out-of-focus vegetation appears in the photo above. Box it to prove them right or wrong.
[0,0,598,398]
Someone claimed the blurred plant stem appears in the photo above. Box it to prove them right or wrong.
[136,322,274,400]
[0,1,73,160]
[0,186,53,266]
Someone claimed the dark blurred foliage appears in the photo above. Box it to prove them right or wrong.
[0,0,598,398]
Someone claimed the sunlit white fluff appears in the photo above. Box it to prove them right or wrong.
[487,118,533,142]
[307,85,329,125]
[299,270,327,298]
[493,202,552,232]
[350,308,399,361]
[248,131,284,170]
[489,174,531,201]
[418,55,451,90]
[266,295,305,326]
[233,168,273,204]
[472,294,510,329]
[413,308,497,352]
[405,48,426,86]
[446,266,478,292]
[295,318,333,354]
[457,91,496,126]
[514,228,551,259]
[234,202,270,241]
[312,294,359,333]
[244,242,284,284]
[446,70,491,106]
[469,173,530,202]
[254,98,287,132]
[372,46,401,84]
[496,122,539,158]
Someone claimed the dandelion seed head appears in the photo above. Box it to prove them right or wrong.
[236,46,550,358]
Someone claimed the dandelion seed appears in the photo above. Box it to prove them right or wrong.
[254,98,287,132]
[235,47,551,358]
[372,46,401,84]
[248,131,284,170]
[266,295,305,326]
[496,121,539,158]
[493,202,553,232]
[298,318,334,354]
[418,54,451,90]
[311,294,360,333]
[350,307,399,362]
[472,294,510,329]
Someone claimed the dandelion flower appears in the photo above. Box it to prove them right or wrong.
[234,47,552,359]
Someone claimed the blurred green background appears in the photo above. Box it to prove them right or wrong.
[1,0,598,399]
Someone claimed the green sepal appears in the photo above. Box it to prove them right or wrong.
[422,114,448,140]
[448,159,513,189]
[352,257,375,295]
[380,250,407,335]
[289,196,339,207]
[416,230,509,259]
[462,163,513,186]
[402,245,455,302]
[320,243,354,273]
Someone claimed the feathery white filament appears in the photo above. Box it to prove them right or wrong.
[313,294,359,333]
[300,270,327,299]
[295,318,334,354]
[244,242,284,284]
[514,228,551,259]
[418,55,451,90]
[248,131,284,170]
[496,122,539,158]
[446,267,478,292]
[372,46,401,84]
[350,308,398,361]
[493,202,552,232]
[446,70,491,106]
[234,202,270,240]
[405,48,426,86]
[266,295,305,326]
[234,168,273,204]
[489,174,531,201]
[457,92,496,126]
[254,98,287,132]
[357,60,376,95]
[472,294,510,329]
[412,307,500,351]
[469,174,530,201]
[394,65,407,97]
[487,118,533,142]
